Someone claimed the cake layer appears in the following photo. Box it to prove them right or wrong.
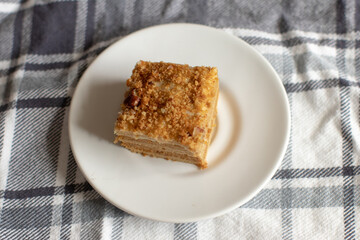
[121,143,206,168]
[115,134,187,151]
[121,140,194,157]
[118,138,195,157]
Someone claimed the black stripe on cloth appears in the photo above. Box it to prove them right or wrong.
[336,0,355,238]
[272,167,344,179]
[356,0,360,32]
[278,14,290,33]
[3,183,94,200]
[0,102,14,112]
[132,0,143,30]
[336,0,347,34]
[340,87,356,239]
[4,187,55,199]
[187,0,208,25]
[25,62,74,70]
[16,97,71,109]
[343,166,354,176]
[284,78,360,93]
[0,65,22,78]
[284,79,339,93]
[241,36,338,48]
[84,0,96,51]
[11,9,24,59]
[1,2,24,156]
[0,97,71,113]
[274,166,360,180]
[174,223,197,240]
[64,182,94,194]
[29,2,78,55]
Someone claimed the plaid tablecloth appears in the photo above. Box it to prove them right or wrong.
[1,0,359,239]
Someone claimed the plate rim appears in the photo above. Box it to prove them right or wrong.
[68,23,291,223]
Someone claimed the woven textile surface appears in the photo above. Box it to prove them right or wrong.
[0,0,360,239]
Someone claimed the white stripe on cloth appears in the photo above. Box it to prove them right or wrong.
[0,55,26,71]
[101,217,114,240]
[350,88,360,167]
[291,176,344,188]
[224,28,358,41]
[70,224,81,240]
[49,226,61,240]
[0,1,35,13]
[295,69,340,82]
[253,43,337,57]
[197,208,282,240]
[50,195,65,240]
[55,108,71,186]
[122,217,173,240]
[0,108,16,191]
[0,0,91,14]
[292,208,344,239]
[0,3,19,13]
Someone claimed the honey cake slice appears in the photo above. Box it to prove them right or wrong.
[114,61,219,169]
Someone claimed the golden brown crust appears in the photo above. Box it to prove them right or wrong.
[114,61,219,153]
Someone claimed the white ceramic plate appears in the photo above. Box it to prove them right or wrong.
[69,24,290,223]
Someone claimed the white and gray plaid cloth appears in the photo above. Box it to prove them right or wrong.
[0,0,359,239]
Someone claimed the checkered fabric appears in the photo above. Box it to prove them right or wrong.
[0,0,359,239]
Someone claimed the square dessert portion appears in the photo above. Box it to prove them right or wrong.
[114,61,219,169]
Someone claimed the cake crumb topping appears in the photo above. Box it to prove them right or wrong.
[115,61,219,150]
